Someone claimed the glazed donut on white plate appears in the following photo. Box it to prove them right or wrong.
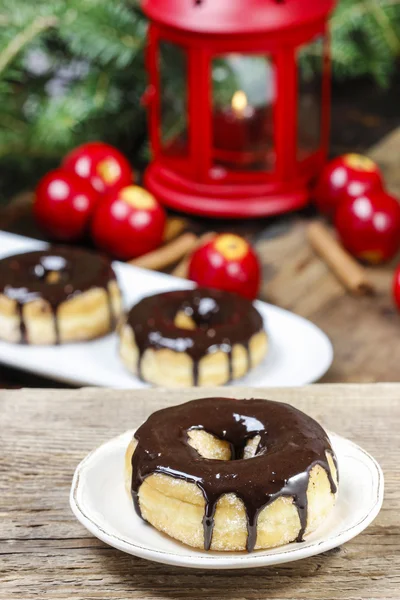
[119,287,268,387]
[0,247,122,344]
[125,397,338,552]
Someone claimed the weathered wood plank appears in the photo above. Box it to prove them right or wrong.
[257,219,400,384]
[369,128,400,198]
[0,385,399,599]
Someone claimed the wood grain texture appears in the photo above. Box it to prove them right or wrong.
[369,128,400,198]
[257,219,400,383]
[2,130,400,388]
[0,384,399,599]
[254,127,400,385]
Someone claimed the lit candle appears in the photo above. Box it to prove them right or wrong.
[231,90,253,119]
[213,90,267,169]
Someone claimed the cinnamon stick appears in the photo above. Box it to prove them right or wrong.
[171,231,216,279]
[129,232,197,270]
[307,222,374,296]
[0,191,34,229]
[163,217,187,242]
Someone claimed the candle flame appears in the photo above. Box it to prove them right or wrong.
[231,90,248,116]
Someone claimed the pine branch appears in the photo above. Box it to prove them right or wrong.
[58,1,145,68]
[0,0,399,196]
[329,0,400,84]
[367,0,400,53]
[0,15,58,74]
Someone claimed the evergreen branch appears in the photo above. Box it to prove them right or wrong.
[367,0,400,53]
[0,113,26,132]
[0,0,399,196]
[93,72,111,109]
[331,0,400,30]
[58,2,144,68]
[0,15,58,75]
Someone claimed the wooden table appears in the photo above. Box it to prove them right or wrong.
[1,130,400,388]
[257,128,400,385]
[0,384,398,599]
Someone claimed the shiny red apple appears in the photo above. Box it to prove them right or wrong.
[63,141,133,195]
[314,154,384,218]
[91,185,166,260]
[188,233,261,300]
[34,169,99,241]
[335,190,400,264]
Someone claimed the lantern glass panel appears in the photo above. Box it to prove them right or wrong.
[297,36,325,161]
[159,40,188,157]
[212,54,276,172]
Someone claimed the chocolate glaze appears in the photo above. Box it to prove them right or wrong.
[126,288,264,385]
[130,397,337,552]
[0,248,117,343]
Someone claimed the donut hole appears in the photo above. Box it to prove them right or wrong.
[243,434,261,459]
[45,271,62,284]
[171,295,231,332]
[32,255,69,285]
[187,429,231,460]
[174,310,196,331]
[187,429,261,461]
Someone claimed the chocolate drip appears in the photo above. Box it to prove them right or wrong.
[126,288,264,385]
[136,350,143,380]
[192,359,200,387]
[106,286,116,331]
[16,302,27,344]
[53,309,60,345]
[227,347,233,382]
[0,248,117,344]
[130,397,337,552]
[244,340,251,372]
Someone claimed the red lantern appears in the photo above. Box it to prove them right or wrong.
[142,0,336,218]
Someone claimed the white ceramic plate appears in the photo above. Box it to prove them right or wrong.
[70,429,384,570]
[0,231,333,387]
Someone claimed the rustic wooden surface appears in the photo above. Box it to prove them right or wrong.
[258,222,400,384]
[1,130,400,388]
[258,128,400,384]
[0,383,399,599]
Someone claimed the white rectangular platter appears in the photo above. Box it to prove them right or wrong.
[0,231,333,387]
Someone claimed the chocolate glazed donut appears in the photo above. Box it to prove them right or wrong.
[124,287,265,385]
[130,397,338,552]
[0,248,118,343]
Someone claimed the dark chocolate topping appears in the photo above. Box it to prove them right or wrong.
[126,288,264,385]
[0,247,117,343]
[131,397,337,552]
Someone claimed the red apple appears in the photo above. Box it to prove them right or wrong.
[34,169,99,241]
[313,154,384,218]
[335,190,400,264]
[63,141,133,195]
[393,265,400,311]
[188,234,261,300]
[91,185,166,259]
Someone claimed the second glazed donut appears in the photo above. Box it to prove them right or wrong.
[119,287,268,387]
